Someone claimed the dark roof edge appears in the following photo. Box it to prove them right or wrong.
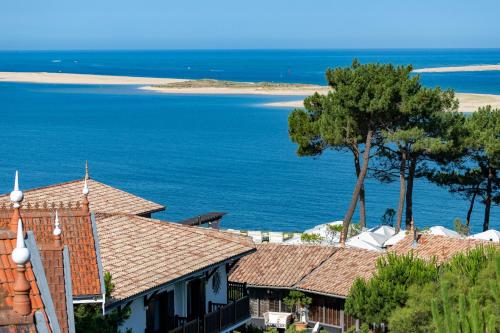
[295,287,347,299]
[26,231,62,333]
[106,248,256,311]
[63,246,76,333]
[91,213,106,297]
[236,284,347,300]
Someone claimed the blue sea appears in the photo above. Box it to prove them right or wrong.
[0,49,498,232]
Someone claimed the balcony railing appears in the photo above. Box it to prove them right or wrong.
[168,296,250,333]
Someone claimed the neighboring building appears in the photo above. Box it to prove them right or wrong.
[1,167,257,333]
[0,176,105,308]
[95,213,256,333]
[0,176,165,218]
[390,233,491,263]
[229,244,381,333]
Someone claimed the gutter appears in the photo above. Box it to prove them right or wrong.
[90,212,106,313]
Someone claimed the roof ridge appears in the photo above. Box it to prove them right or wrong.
[97,213,253,249]
[0,179,82,197]
[85,179,165,209]
[292,246,339,288]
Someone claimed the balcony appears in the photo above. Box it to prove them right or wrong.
[168,282,250,333]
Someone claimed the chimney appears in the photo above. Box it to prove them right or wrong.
[53,210,62,247]
[9,171,24,232]
[11,219,31,316]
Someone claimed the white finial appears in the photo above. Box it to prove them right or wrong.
[12,219,30,265]
[10,171,24,208]
[82,178,89,195]
[53,210,61,236]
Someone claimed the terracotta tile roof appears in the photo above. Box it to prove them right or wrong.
[94,214,255,304]
[0,229,47,332]
[39,245,69,333]
[0,231,44,313]
[0,208,102,298]
[296,247,381,297]
[390,234,493,264]
[0,179,165,216]
[229,244,337,288]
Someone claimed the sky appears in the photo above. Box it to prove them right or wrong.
[1,0,499,50]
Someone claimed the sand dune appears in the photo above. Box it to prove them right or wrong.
[0,72,187,85]
[413,64,500,73]
[265,93,500,113]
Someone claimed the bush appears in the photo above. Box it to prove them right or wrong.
[345,252,439,324]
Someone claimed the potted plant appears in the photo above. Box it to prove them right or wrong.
[283,291,312,331]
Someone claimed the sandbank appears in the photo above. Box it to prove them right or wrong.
[264,93,500,113]
[413,64,500,73]
[0,72,187,85]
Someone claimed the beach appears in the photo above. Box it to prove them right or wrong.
[265,93,500,113]
[413,64,500,73]
[0,71,187,85]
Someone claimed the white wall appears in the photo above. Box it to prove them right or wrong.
[119,264,229,332]
[120,298,146,333]
[205,265,228,310]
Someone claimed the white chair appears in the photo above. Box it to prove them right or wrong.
[247,231,263,243]
[312,322,320,333]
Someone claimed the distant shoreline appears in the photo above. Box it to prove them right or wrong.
[413,64,500,73]
[1,71,499,112]
[265,93,500,113]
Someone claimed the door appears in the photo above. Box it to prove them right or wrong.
[187,278,206,320]
[146,290,175,332]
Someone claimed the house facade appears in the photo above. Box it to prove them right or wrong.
[95,214,255,333]
[1,168,257,333]
[229,244,381,333]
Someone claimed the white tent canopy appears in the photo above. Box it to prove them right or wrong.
[468,229,500,242]
[428,226,460,238]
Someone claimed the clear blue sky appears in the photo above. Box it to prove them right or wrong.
[2,0,499,50]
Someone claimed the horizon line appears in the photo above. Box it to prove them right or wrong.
[1,47,500,52]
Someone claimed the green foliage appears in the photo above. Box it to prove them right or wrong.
[300,233,323,244]
[345,252,439,324]
[75,272,131,333]
[428,106,499,230]
[283,290,312,321]
[454,218,470,236]
[431,246,500,333]
[104,271,115,298]
[345,323,370,333]
[381,208,396,226]
[388,246,499,333]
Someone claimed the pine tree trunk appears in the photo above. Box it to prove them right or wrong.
[353,145,367,228]
[342,130,373,242]
[405,155,417,229]
[483,166,493,231]
[396,149,407,233]
[466,188,478,227]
